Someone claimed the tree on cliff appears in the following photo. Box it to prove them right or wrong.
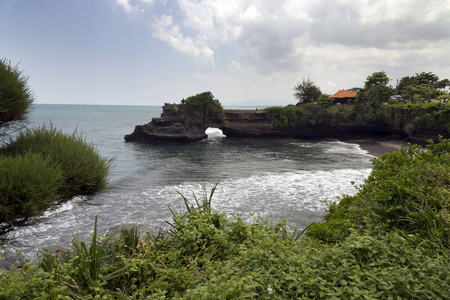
[397,71,445,101]
[293,77,322,105]
[437,78,450,90]
[180,91,224,124]
[0,59,34,133]
[355,71,394,125]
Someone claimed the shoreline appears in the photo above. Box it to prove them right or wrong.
[343,138,409,157]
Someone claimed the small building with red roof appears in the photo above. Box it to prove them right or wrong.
[331,90,357,105]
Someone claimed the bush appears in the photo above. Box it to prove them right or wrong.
[0,152,64,226]
[0,59,34,128]
[308,137,450,247]
[0,124,112,198]
[267,105,335,129]
[1,181,449,298]
[266,106,300,128]
[180,92,224,123]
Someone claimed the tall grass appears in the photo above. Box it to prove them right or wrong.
[0,125,112,229]
[0,152,64,226]
[0,124,113,198]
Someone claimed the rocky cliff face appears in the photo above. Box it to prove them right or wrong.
[221,109,449,144]
[124,103,223,144]
[221,109,338,138]
[125,106,449,145]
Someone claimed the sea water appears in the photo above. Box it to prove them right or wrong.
[1,104,374,259]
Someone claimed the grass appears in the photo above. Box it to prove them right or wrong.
[0,152,64,227]
[0,124,112,230]
[1,124,113,198]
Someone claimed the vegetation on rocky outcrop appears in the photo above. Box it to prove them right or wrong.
[266,104,332,129]
[179,91,224,124]
[265,71,450,143]
[125,91,225,144]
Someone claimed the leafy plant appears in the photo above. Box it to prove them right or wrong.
[69,216,120,288]
[309,137,450,247]
[120,226,140,256]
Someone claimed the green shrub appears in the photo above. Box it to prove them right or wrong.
[380,102,450,132]
[266,106,300,128]
[1,175,450,298]
[267,105,342,129]
[167,104,178,115]
[266,106,302,128]
[0,59,34,128]
[0,124,112,198]
[0,152,64,225]
[310,137,450,247]
[180,92,224,123]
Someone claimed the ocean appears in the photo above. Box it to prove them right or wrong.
[1,104,374,259]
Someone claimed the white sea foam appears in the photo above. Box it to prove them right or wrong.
[321,140,371,156]
[42,196,87,218]
[3,166,372,259]
[149,167,372,226]
[2,104,378,260]
[205,127,225,140]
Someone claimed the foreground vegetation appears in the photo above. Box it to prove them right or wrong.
[1,138,449,299]
[0,125,113,231]
[0,58,112,232]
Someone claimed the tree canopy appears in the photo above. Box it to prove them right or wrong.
[293,77,322,105]
[397,71,448,101]
[358,71,394,105]
[0,59,34,129]
[354,71,394,125]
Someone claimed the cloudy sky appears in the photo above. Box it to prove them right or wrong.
[1,0,449,106]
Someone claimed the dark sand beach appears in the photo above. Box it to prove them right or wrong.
[346,139,409,157]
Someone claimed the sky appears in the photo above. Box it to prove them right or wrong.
[1,0,450,106]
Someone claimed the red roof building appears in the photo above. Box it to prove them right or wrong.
[331,90,357,105]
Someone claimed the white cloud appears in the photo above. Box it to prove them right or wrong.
[115,0,154,14]
[116,0,133,14]
[151,14,215,69]
[114,0,450,103]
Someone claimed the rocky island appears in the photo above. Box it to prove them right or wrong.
[124,92,224,144]
[125,92,450,145]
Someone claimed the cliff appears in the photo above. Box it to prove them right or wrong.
[124,102,224,144]
[221,109,336,138]
[221,109,449,144]
[125,104,450,145]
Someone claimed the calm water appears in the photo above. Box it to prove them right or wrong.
[1,104,374,259]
